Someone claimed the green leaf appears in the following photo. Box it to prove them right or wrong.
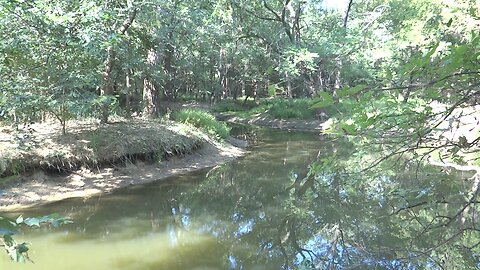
[340,123,356,135]
[23,218,40,227]
[16,216,23,224]
[3,234,14,246]
[311,92,334,109]
[446,18,453,27]
[338,85,367,98]
[423,42,439,61]
[0,217,17,234]
[17,243,29,254]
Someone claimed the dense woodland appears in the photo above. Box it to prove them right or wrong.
[0,0,477,122]
[1,0,480,268]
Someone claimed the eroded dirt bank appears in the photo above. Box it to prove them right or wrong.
[0,118,245,210]
[0,140,244,211]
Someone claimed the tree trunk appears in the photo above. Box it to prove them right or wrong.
[285,71,293,98]
[343,0,354,29]
[125,70,133,118]
[216,48,227,103]
[100,45,114,123]
[333,59,342,103]
[163,31,176,101]
[143,49,160,117]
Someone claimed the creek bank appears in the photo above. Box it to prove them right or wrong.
[157,101,327,132]
[0,118,246,210]
[216,114,326,132]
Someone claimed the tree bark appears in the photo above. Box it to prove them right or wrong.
[143,49,160,117]
[100,45,114,123]
[163,31,176,101]
[125,70,133,118]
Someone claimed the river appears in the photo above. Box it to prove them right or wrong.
[1,128,478,269]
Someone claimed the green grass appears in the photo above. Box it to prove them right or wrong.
[263,98,315,119]
[215,98,317,120]
[173,109,230,140]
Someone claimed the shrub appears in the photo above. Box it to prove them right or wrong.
[173,109,230,140]
[263,98,315,119]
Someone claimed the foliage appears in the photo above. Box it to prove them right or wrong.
[264,99,316,119]
[212,100,251,113]
[0,0,479,267]
[0,214,72,263]
[173,109,230,140]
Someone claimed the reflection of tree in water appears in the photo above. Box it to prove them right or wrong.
[19,130,478,269]
[175,139,479,269]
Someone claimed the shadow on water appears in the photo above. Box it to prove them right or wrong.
[3,128,479,269]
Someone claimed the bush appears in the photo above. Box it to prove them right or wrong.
[263,98,315,119]
[173,109,230,140]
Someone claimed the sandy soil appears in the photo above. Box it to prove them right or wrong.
[0,140,245,211]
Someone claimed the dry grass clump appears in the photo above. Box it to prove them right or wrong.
[0,118,203,179]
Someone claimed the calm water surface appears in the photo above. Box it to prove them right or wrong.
[1,129,331,269]
[1,128,477,269]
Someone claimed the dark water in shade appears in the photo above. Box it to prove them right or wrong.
[1,128,478,269]
[1,129,330,270]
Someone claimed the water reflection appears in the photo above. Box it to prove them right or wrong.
[1,128,479,269]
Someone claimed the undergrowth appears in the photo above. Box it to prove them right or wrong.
[173,109,230,140]
[263,99,315,119]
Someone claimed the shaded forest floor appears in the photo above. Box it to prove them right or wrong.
[0,118,245,210]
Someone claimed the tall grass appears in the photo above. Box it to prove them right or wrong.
[263,98,315,119]
[173,109,230,140]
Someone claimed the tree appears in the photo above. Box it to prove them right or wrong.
[99,1,138,123]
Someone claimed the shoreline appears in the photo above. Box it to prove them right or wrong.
[216,114,326,132]
[0,140,245,211]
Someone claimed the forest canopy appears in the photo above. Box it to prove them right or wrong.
[0,0,477,124]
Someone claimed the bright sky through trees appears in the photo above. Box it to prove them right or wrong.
[321,0,349,11]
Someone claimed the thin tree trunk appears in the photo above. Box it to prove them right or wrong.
[343,0,354,29]
[285,71,293,98]
[125,70,132,118]
[163,31,176,101]
[100,45,114,123]
[143,49,160,117]
[333,59,342,103]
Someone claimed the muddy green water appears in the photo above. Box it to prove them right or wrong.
[1,128,478,269]
[1,130,331,269]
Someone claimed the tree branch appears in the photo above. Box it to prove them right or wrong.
[343,0,354,29]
